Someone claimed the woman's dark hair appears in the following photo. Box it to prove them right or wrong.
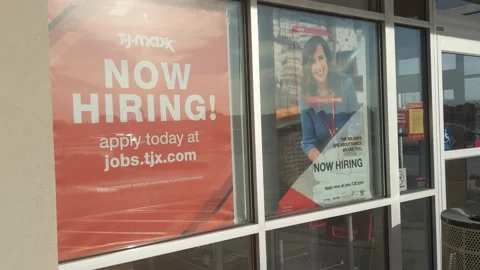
[301,35,342,97]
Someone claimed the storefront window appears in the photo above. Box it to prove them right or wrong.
[442,54,480,151]
[445,156,480,208]
[311,0,380,12]
[401,198,433,270]
[101,236,254,270]
[267,208,387,270]
[49,0,250,261]
[259,5,384,218]
[395,27,431,192]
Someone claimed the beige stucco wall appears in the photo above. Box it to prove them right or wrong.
[0,1,58,269]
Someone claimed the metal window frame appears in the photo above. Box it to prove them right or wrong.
[435,28,480,270]
[246,1,268,269]
[433,1,480,270]
[384,0,403,269]
[435,33,480,213]
[58,224,260,270]
[56,0,459,269]
[258,0,386,21]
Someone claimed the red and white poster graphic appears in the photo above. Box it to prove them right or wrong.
[49,0,234,261]
[278,107,372,215]
[275,20,371,215]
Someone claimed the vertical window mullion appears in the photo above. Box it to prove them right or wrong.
[246,0,268,269]
[384,0,402,269]
[428,0,443,268]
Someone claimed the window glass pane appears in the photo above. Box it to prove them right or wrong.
[464,56,480,76]
[101,236,254,270]
[445,156,480,208]
[267,208,388,270]
[49,0,249,261]
[259,5,384,218]
[437,0,480,21]
[442,54,457,71]
[395,27,431,192]
[442,54,480,151]
[401,198,434,270]
[310,0,380,12]
[395,0,427,20]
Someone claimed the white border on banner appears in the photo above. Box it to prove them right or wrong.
[227,0,240,225]
[226,0,250,226]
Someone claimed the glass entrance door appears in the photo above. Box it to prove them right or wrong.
[438,35,480,210]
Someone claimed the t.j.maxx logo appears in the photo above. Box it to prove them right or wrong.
[117,33,175,52]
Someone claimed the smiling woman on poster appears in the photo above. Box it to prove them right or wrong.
[299,35,361,162]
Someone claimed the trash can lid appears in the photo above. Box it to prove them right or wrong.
[441,202,480,230]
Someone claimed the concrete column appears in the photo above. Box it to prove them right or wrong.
[0,1,58,269]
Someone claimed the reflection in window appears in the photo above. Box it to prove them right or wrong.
[466,12,480,19]
[398,58,420,76]
[464,56,480,76]
[442,54,480,150]
[258,5,384,218]
[436,0,480,21]
[442,54,457,71]
[445,156,480,208]
[101,237,254,270]
[267,208,387,270]
[465,78,480,100]
[436,0,470,10]
[401,198,433,270]
[444,89,455,101]
[395,27,430,192]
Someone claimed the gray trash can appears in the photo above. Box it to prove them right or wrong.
[442,203,480,270]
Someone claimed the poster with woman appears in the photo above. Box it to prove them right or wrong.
[271,8,378,213]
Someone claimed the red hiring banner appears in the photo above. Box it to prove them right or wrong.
[49,0,234,261]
